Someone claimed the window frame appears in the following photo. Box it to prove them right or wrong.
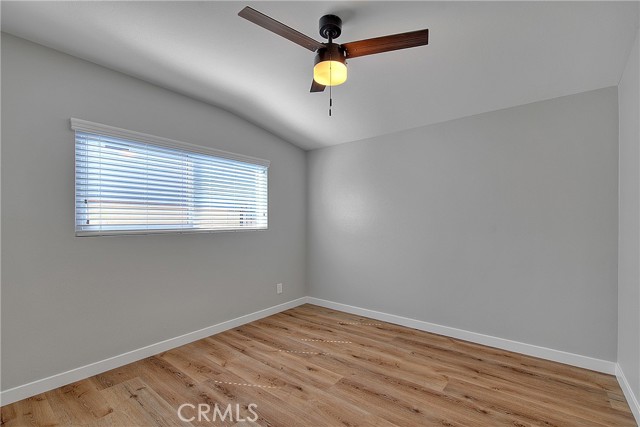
[72,118,270,237]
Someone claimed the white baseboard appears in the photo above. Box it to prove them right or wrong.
[616,364,640,424]
[307,297,617,375]
[1,296,623,408]
[0,297,308,406]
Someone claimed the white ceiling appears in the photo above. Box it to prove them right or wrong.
[2,1,638,150]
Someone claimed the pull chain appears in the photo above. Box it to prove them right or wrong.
[329,82,332,117]
[329,35,333,117]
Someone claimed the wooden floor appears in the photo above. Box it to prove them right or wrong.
[1,304,637,427]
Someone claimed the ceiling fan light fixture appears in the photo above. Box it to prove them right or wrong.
[313,44,347,86]
[313,61,347,86]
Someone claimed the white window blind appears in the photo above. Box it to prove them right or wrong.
[72,119,269,236]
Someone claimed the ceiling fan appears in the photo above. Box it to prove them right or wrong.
[238,7,429,93]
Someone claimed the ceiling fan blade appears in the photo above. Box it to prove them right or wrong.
[342,29,429,59]
[238,7,325,52]
[310,79,326,93]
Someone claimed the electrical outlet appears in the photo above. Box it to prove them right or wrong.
[276,283,283,294]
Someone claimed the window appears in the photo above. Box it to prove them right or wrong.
[73,119,269,236]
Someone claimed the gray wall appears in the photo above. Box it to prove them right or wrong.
[308,87,619,361]
[618,27,640,401]
[1,34,306,391]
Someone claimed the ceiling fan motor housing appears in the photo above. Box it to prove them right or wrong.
[313,42,347,86]
[314,43,347,66]
[319,14,342,40]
